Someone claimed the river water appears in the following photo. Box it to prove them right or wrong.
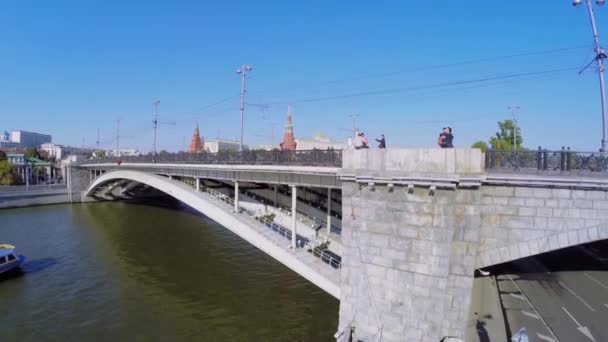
[0,201,338,341]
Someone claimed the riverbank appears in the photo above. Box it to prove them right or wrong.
[0,185,70,209]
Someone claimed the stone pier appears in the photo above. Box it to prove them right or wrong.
[336,149,484,342]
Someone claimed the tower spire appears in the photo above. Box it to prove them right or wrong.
[281,105,297,150]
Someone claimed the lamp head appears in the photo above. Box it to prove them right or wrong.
[598,0,605,6]
[573,0,583,6]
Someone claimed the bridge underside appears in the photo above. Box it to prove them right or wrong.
[85,170,341,299]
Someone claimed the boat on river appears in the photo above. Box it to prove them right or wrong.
[0,244,25,274]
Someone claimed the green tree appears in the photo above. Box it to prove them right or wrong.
[94,150,106,158]
[24,147,41,159]
[0,150,6,162]
[471,141,489,153]
[489,119,523,150]
[0,160,19,185]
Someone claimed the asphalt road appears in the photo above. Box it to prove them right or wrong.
[494,239,608,342]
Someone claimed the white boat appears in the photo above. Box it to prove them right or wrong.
[0,244,25,274]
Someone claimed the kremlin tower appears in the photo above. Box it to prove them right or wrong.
[280,106,297,151]
[188,122,205,153]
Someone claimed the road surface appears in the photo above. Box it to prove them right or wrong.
[495,239,608,342]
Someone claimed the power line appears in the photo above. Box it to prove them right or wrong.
[256,45,589,93]
[264,66,579,105]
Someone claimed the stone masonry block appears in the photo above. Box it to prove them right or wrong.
[508,197,526,206]
[568,230,580,246]
[533,188,554,198]
[495,206,518,215]
[593,200,608,210]
[484,186,515,197]
[518,207,537,217]
[558,232,569,248]
[493,197,509,206]
[573,199,593,209]
[525,198,545,207]
[545,199,559,207]
[587,191,607,200]
[536,207,553,217]
[552,189,573,199]
[534,217,549,229]
[514,187,534,197]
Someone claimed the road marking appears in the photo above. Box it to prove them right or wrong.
[562,306,596,342]
[505,274,560,342]
[537,333,557,342]
[522,310,540,319]
[584,273,608,290]
[605,304,608,309]
[510,293,525,300]
[558,281,596,312]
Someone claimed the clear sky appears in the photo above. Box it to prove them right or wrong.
[1,1,607,152]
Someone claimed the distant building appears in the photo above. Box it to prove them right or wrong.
[10,130,52,147]
[6,153,54,184]
[107,149,140,157]
[188,122,205,154]
[296,133,345,150]
[280,107,297,151]
[205,139,242,153]
[40,143,94,160]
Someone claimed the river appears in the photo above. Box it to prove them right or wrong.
[0,201,338,341]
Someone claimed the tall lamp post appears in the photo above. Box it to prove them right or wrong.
[574,0,608,151]
[152,98,160,163]
[508,105,520,151]
[236,64,252,152]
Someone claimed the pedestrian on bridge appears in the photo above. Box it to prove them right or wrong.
[376,134,386,149]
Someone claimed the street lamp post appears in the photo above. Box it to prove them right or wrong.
[236,64,253,152]
[508,105,520,151]
[574,0,608,151]
[152,98,160,163]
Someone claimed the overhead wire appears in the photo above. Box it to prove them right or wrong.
[263,66,580,105]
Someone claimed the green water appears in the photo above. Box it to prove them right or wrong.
[0,201,338,341]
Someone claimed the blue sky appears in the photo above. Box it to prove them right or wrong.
[0,1,607,151]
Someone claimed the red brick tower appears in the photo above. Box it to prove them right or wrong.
[281,106,297,151]
[188,122,205,153]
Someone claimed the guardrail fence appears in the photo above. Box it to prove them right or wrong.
[485,147,608,175]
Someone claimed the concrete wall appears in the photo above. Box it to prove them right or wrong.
[0,190,69,209]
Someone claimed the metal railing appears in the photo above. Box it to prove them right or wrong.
[485,148,608,176]
[241,189,342,235]
[197,184,341,268]
[81,149,343,167]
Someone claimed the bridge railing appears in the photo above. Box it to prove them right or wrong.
[485,148,608,176]
[81,149,343,167]
[198,185,341,269]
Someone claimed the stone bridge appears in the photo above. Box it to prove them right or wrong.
[68,149,608,342]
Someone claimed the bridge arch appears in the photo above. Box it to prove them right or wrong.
[476,224,608,269]
[86,170,340,298]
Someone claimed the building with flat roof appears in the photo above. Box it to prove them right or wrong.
[296,133,345,150]
[10,130,52,147]
[205,139,243,153]
[40,143,95,160]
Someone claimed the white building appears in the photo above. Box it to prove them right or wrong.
[40,143,94,160]
[295,133,345,150]
[10,130,52,147]
[205,139,242,153]
[107,149,140,157]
